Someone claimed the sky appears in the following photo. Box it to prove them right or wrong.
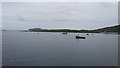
[2,2,118,30]
[1,0,119,2]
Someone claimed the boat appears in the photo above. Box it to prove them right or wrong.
[76,36,86,39]
[86,34,89,35]
[62,32,67,34]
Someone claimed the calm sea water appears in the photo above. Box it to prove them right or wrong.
[2,31,118,66]
[0,31,2,67]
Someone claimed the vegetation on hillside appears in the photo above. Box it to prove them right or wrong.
[93,25,120,33]
[27,25,120,33]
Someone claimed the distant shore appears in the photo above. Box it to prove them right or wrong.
[2,25,120,34]
[25,25,120,34]
[26,29,98,33]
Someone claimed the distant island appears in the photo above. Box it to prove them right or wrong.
[26,25,120,34]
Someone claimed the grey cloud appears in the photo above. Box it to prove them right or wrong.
[2,2,118,30]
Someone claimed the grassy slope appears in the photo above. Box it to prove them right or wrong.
[93,25,120,33]
[28,25,120,33]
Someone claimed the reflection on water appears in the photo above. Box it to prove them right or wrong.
[2,31,118,66]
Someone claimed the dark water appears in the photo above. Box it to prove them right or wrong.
[2,32,118,66]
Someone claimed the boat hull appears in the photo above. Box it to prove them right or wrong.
[62,32,67,34]
[76,36,85,39]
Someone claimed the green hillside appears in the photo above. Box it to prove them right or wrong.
[92,25,120,33]
[27,25,120,33]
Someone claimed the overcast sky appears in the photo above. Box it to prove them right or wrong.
[1,0,119,2]
[2,2,118,30]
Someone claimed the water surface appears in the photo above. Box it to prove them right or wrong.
[2,31,118,66]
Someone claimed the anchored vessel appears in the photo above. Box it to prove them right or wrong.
[62,32,68,34]
[76,36,86,39]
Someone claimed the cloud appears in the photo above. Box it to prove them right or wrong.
[0,3,2,30]
[1,0,119,2]
[2,2,118,30]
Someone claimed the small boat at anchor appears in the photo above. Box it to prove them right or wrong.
[62,32,68,34]
[76,34,86,39]
[76,36,86,39]
[86,34,89,35]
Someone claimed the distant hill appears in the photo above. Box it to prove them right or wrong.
[28,28,43,31]
[27,25,120,33]
[93,25,120,33]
